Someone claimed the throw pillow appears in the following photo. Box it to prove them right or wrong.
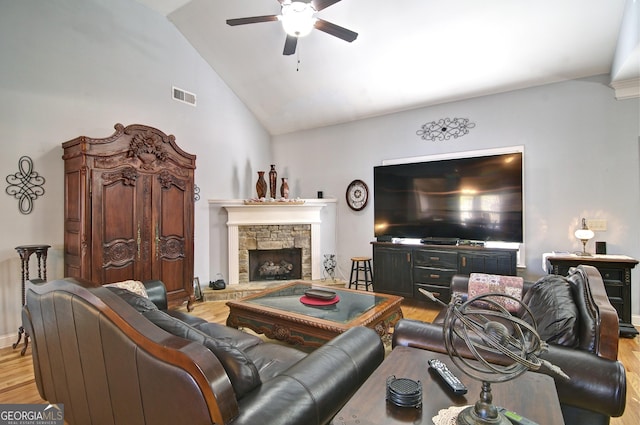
[105,286,158,313]
[520,275,579,347]
[104,280,149,298]
[462,273,524,313]
[142,310,261,399]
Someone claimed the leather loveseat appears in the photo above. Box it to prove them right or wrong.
[392,265,626,425]
[23,278,385,425]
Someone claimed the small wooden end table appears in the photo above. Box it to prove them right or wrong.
[546,253,639,337]
[14,244,50,355]
[331,346,564,425]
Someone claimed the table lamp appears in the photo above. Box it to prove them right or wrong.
[575,218,595,256]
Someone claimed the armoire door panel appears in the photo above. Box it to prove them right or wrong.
[152,171,192,295]
[63,169,83,278]
[92,167,140,284]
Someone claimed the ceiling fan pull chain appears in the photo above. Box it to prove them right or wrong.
[296,43,301,72]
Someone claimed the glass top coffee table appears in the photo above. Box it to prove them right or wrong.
[226,282,404,347]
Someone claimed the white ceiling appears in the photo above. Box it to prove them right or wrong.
[136,0,632,135]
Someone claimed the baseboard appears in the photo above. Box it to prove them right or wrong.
[0,333,19,350]
[632,313,640,328]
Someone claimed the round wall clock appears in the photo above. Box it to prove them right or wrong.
[346,179,369,211]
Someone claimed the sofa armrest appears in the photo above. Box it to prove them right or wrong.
[392,319,626,418]
[542,344,626,417]
[233,326,384,425]
[143,280,168,311]
[573,265,620,360]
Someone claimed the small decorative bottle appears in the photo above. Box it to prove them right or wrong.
[269,164,277,199]
[280,177,289,199]
[256,171,267,199]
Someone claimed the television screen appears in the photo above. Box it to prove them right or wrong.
[374,152,523,243]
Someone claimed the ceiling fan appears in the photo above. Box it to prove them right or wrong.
[226,0,358,56]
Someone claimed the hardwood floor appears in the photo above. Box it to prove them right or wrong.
[1,299,638,424]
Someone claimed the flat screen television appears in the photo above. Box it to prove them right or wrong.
[374,150,523,243]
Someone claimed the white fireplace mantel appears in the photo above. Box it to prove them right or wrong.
[212,199,330,285]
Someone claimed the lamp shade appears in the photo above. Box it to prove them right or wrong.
[574,218,594,241]
[574,228,595,241]
[574,218,594,256]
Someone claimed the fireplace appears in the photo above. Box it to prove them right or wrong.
[249,248,302,281]
[239,224,311,283]
[219,201,327,285]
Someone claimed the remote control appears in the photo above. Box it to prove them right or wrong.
[497,407,539,425]
[428,359,467,395]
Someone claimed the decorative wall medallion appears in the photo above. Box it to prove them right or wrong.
[5,156,46,214]
[416,118,476,141]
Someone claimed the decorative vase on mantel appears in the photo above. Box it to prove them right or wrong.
[280,177,289,199]
[256,171,267,199]
[269,164,277,199]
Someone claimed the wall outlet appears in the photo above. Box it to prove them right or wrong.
[587,219,607,231]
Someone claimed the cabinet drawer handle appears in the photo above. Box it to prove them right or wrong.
[461,256,466,267]
[430,256,440,261]
[430,274,440,279]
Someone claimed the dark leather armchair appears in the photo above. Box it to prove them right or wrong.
[392,265,626,425]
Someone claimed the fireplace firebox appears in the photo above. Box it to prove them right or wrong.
[249,248,302,281]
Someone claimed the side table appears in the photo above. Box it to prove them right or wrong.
[13,244,50,355]
[545,254,639,337]
[331,346,564,425]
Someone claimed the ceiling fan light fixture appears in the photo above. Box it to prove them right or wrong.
[280,1,317,37]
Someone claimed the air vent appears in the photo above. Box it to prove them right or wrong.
[172,86,196,106]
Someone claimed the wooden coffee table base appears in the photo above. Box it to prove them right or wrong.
[331,346,565,425]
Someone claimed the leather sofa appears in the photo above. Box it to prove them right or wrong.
[392,265,626,425]
[23,278,384,425]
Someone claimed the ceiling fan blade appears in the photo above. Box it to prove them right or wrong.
[283,35,298,55]
[314,19,358,42]
[226,15,279,26]
[312,0,343,11]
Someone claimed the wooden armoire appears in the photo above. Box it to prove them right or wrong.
[62,123,196,310]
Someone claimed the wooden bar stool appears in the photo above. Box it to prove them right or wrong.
[349,257,373,291]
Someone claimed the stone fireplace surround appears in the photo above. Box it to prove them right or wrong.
[242,227,308,282]
[221,201,328,285]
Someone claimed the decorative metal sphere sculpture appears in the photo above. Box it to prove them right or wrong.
[419,289,569,425]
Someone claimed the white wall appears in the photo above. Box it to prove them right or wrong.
[272,75,640,321]
[0,0,271,346]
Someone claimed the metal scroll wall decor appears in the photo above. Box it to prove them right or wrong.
[416,117,476,141]
[5,156,46,214]
[194,184,201,202]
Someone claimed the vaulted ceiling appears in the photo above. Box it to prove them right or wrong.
[136,0,635,135]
